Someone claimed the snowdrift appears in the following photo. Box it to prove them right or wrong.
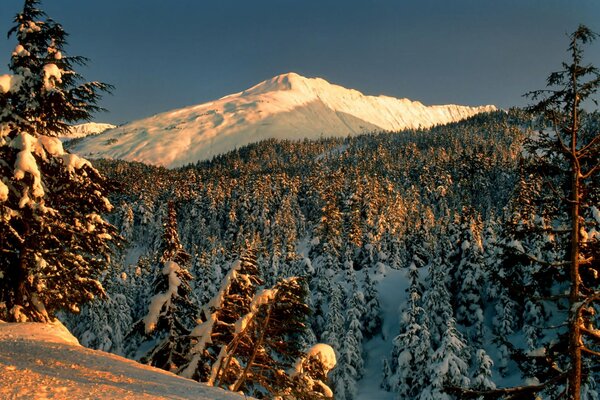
[0,321,247,400]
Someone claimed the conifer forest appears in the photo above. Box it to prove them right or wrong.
[0,1,599,399]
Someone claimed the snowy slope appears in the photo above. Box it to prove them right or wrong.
[62,122,116,139]
[70,73,496,168]
[0,321,247,400]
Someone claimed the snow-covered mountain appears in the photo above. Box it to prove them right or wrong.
[62,122,116,139]
[70,73,496,168]
[0,321,247,400]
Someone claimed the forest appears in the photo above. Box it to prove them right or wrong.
[0,1,599,399]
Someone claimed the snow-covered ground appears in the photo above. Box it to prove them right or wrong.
[70,72,496,168]
[60,122,117,139]
[0,321,247,400]
[356,267,408,400]
[61,122,116,139]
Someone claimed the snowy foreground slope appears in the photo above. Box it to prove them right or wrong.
[70,72,496,168]
[0,321,247,400]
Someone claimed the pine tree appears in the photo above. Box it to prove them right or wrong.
[362,270,382,338]
[180,250,263,382]
[522,26,600,400]
[125,201,198,372]
[213,277,311,397]
[453,25,600,400]
[389,260,431,399]
[0,0,117,322]
[454,213,487,344]
[1,0,111,135]
[422,245,453,348]
[290,343,337,399]
[322,283,344,351]
[471,349,496,393]
[421,317,470,400]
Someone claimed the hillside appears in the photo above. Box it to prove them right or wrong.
[0,321,247,400]
[62,111,529,399]
[69,72,496,167]
[62,122,116,139]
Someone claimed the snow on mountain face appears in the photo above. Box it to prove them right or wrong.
[70,73,496,168]
[62,122,116,139]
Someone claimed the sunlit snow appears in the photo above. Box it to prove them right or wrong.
[70,72,496,168]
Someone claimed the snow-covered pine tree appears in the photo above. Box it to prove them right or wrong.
[388,260,431,399]
[0,0,117,322]
[331,276,365,400]
[179,250,263,382]
[453,213,486,344]
[290,343,337,399]
[213,277,311,397]
[420,317,470,400]
[322,282,344,352]
[125,201,198,372]
[66,269,132,355]
[470,349,496,393]
[362,270,382,339]
[422,243,453,348]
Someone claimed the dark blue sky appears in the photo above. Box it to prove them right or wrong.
[1,0,599,124]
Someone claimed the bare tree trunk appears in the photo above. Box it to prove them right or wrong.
[567,69,581,400]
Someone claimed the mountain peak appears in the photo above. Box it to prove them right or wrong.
[242,72,317,95]
[70,74,496,168]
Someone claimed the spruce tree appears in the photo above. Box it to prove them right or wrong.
[125,201,198,371]
[0,0,117,322]
[362,270,382,338]
[499,26,600,400]
[389,260,431,399]
[213,277,310,397]
[180,250,263,382]
[421,317,470,400]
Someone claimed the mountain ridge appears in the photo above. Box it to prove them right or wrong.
[70,73,496,168]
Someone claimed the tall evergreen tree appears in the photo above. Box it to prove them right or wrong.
[213,277,310,397]
[362,271,382,338]
[389,260,431,399]
[125,201,198,371]
[514,26,600,400]
[0,0,117,322]
[180,250,263,382]
[420,317,470,400]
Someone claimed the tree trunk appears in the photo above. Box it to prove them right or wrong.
[232,304,273,393]
[567,73,581,400]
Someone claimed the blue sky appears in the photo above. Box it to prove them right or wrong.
[1,0,599,124]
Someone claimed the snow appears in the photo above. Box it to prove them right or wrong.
[61,153,92,174]
[62,122,116,139]
[234,288,278,333]
[592,206,600,224]
[0,321,247,399]
[143,261,182,334]
[70,72,497,168]
[356,267,407,400]
[304,343,337,373]
[42,63,63,90]
[0,73,22,93]
[0,179,8,202]
[11,132,44,199]
[12,44,29,57]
